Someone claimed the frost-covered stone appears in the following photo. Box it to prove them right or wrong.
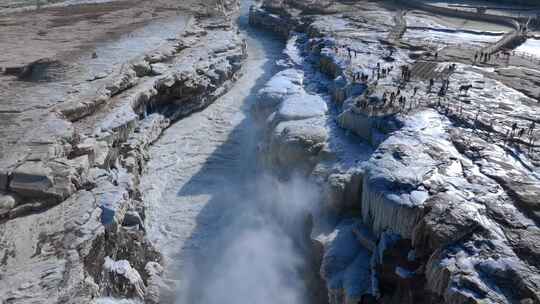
[255,69,304,119]
[412,193,485,258]
[320,219,373,304]
[94,140,113,169]
[73,138,98,162]
[131,60,152,77]
[426,235,540,304]
[9,161,54,198]
[256,67,331,176]
[150,63,169,76]
[267,117,328,174]
[105,68,138,96]
[275,93,328,123]
[0,193,17,216]
[323,172,363,213]
[9,159,82,202]
[94,180,129,230]
[0,7,244,304]
[0,191,103,304]
[103,257,146,300]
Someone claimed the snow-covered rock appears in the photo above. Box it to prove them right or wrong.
[256,68,329,175]
[103,257,146,300]
[252,3,540,304]
[267,117,328,174]
[0,14,244,304]
[255,69,305,119]
[320,219,373,304]
[276,93,328,122]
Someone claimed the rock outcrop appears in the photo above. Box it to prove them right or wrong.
[251,1,540,304]
[256,69,329,176]
[0,4,246,302]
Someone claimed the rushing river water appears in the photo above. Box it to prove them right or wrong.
[141,2,316,304]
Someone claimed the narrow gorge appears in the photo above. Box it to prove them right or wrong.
[1,0,540,304]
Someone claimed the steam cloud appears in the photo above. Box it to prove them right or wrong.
[175,174,321,304]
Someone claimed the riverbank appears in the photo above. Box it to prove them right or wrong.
[249,1,540,303]
[1,0,540,303]
[140,1,329,303]
[0,1,247,302]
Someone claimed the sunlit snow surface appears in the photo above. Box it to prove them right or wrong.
[515,39,540,58]
[404,12,505,48]
[403,29,502,48]
[94,2,540,304]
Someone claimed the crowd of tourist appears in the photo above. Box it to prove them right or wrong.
[324,42,537,150]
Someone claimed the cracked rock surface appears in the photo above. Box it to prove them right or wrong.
[0,0,245,303]
[250,1,540,303]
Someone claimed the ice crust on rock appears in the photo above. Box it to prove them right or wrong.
[103,257,146,300]
[0,190,103,303]
[251,2,540,303]
[277,93,328,122]
[320,219,373,304]
[255,68,304,118]
[0,10,246,304]
[361,110,449,238]
[256,68,330,174]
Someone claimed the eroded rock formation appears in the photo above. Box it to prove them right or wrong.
[250,1,540,303]
[0,2,246,303]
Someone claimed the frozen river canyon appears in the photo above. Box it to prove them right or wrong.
[1,0,540,304]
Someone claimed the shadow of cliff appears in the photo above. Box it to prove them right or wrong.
[160,7,305,304]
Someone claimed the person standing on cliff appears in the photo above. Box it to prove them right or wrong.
[518,128,525,138]
[511,122,518,138]
[529,121,536,136]
[403,96,407,111]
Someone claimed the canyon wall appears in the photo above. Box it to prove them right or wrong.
[250,2,540,304]
[0,3,247,303]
